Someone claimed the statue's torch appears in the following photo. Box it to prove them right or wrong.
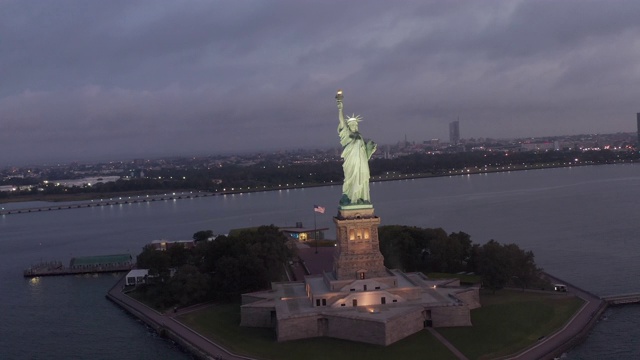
[335,89,344,102]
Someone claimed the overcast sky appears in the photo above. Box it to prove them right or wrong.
[2,0,640,165]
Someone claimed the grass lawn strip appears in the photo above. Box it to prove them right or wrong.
[436,290,584,360]
[178,303,457,360]
[427,272,481,284]
[127,290,168,312]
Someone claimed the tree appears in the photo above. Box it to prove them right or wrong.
[166,243,189,267]
[236,225,295,282]
[134,225,297,305]
[136,245,171,278]
[378,226,473,273]
[475,240,510,293]
[427,231,472,273]
[168,264,211,306]
[449,231,472,269]
[211,254,267,301]
[191,225,295,301]
[469,240,541,293]
[379,226,541,293]
[379,225,438,271]
[503,243,540,289]
[193,230,214,242]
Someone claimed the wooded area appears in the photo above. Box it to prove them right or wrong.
[379,225,542,292]
[134,225,295,308]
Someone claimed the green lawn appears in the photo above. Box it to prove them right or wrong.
[437,289,584,360]
[178,303,456,360]
[127,287,172,313]
[178,290,584,360]
[427,272,482,284]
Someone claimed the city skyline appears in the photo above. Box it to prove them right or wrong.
[3,1,640,165]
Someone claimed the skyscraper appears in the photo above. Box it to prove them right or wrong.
[637,113,640,146]
[449,120,460,145]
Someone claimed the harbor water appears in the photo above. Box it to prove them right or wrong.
[0,164,639,359]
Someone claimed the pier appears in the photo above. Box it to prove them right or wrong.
[601,293,640,306]
[24,254,134,277]
[2,192,215,216]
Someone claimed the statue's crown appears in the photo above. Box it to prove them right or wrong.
[347,114,362,123]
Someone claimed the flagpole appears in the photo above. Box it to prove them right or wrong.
[314,209,318,254]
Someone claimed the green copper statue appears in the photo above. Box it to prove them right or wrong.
[336,90,377,206]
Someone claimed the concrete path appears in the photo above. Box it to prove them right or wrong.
[427,327,470,360]
[107,277,253,360]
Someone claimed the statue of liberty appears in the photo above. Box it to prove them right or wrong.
[335,90,377,206]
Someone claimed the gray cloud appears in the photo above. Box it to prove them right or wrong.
[2,0,640,165]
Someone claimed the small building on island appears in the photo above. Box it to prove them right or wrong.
[125,269,149,286]
[279,222,329,242]
[149,239,196,251]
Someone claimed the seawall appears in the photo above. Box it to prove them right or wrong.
[505,273,608,359]
[105,276,250,360]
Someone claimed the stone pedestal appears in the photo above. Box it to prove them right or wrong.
[333,206,387,280]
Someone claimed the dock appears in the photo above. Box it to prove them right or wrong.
[24,254,134,277]
[601,293,640,306]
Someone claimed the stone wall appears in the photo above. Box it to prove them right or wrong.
[240,306,274,327]
[384,307,425,345]
[431,305,472,327]
[277,314,320,342]
[453,287,481,309]
[325,314,387,345]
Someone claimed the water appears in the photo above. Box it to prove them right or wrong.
[568,305,640,359]
[0,164,638,359]
[6,275,189,360]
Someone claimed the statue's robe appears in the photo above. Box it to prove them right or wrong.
[338,123,374,205]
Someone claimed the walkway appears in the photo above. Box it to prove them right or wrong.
[427,328,469,360]
[504,273,605,359]
[106,277,253,360]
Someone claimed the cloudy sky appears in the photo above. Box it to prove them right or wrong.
[2,0,640,165]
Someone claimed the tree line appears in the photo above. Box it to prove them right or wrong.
[378,225,541,293]
[134,225,295,309]
[135,223,541,311]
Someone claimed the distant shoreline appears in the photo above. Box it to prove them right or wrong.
[2,160,636,206]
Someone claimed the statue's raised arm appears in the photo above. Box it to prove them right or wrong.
[336,90,346,128]
[334,90,376,207]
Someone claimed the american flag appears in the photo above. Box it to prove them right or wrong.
[313,205,325,214]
